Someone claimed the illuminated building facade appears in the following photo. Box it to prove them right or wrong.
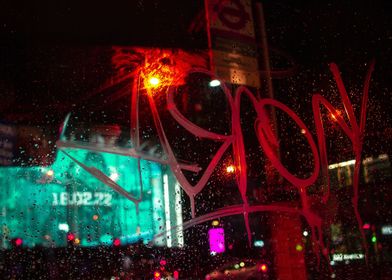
[0,145,184,249]
[325,155,392,265]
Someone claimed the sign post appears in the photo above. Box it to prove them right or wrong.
[205,2,307,279]
[206,0,260,87]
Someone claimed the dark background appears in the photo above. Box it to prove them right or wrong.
[1,1,392,279]
[0,0,391,136]
[1,0,391,204]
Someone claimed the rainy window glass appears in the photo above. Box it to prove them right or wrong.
[1,1,392,279]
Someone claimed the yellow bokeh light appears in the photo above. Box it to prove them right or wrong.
[295,244,303,251]
[330,109,342,121]
[212,220,220,226]
[149,77,160,87]
[226,165,235,173]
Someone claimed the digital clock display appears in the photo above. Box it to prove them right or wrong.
[52,192,112,207]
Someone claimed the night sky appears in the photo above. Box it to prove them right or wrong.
[0,0,391,158]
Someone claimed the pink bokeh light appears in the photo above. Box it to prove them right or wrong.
[208,228,225,253]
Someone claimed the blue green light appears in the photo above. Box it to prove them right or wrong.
[0,147,176,248]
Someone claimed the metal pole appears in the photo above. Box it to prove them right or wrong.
[256,2,279,139]
[255,5,307,280]
[255,1,281,184]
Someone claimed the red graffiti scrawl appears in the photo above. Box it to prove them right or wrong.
[65,48,374,265]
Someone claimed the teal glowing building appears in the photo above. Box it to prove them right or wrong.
[0,145,184,249]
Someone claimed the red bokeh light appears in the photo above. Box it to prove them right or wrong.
[67,233,75,241]
[15,238,23,246]
[113,238,121,247]
[260,264,268,272]
[363,223,370,230]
